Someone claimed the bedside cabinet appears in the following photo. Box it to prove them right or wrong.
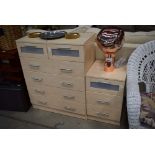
[86,60,127,125]
[16,33,96,119]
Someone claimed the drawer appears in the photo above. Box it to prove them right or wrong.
[47,87,85,104]
[20,57,53,73]
[50,99,86,115]
[47,44,84,62]
[30,94,49,107]
[87,103,122,122]
[86,91,123,109]
[23,71,46,87]
[27,85,48,97]
[45,74,85,91]
[86,77,124,95]
[50,59,84,76]
[17,42,47,59]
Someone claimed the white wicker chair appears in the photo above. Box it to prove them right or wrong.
[127,40,155,129]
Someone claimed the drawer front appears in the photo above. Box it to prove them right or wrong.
[20,57,53,73]
[51,100,86,115]
[45,74,85,91]
[47,87,85,104]
[47,44,84,62]
[86,91,123,109]
[86,77,124,95]
[23,71,46,87]
[30,94,49,107]
[50,60,84,76]
[87,103,122,121]
[17,42,47,59]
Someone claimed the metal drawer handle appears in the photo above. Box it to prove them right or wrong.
[38,101,47,105]
[64,106,75,112]
[60,68,72,73]
[96,112,109,117]
[32,77,43,82]
[97,100,110,105]
[34,89,45,94]
[29,64,40,68]
[61,82,73,87]
[63,96,75,100]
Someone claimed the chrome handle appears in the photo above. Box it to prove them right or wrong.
[97,100,110,105]
[29,64,40,68]
[96,112,109,118]
[60,68,72,73]
[61,82,73,87]
[38,101,47,105]
[63,96,75,100]
[34,89,45,94]
[64,106,75,112]
[32,77,43,82]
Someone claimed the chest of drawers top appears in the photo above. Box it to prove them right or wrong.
[16,32,95,45]
[87,60,127,83]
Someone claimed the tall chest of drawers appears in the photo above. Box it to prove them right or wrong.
[16,33,96,119]
[86,60,126,125]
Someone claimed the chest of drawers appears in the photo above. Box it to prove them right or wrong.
[16,33,96,119]
[86,60,127,125]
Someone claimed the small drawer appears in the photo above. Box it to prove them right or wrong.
[87,103,122,122]
[86,77,124,95]
[47,87,85,104]
[20,57,53,73]
[53,100,86,115]
[23,71,46,87]
[17,42,47,59]
[86,91,123,109]
[27,85,48,97]
[50,59,84,76]
[45,74,85,91]
[47,44,84,62]
[30,94,49,107]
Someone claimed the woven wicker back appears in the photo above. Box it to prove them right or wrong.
[0,25,22,51]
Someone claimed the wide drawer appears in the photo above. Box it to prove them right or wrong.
[86,77,124,95]
[86,91,123,109]
[17,42,47,59]
[87,103,122,122]
[20,57,53,73]
[47,44,84,62]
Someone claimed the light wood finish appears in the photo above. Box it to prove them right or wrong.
[50,59,85,76]
[87,103,122,122]
[86,77,125,95]
[17,42,48,59]
[86,91,123,109]
[32,105,86,119]
[86,60,126,125]
[87,60,126,82]
[47,33,95,46]
[16,31,96,120]
[24,71,85,91]
[47,44,84,62]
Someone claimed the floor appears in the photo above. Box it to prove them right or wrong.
[0,102,128,129]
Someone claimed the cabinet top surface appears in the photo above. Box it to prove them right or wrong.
[47,32,95,45]
[87,60,127,82]
[16,32,95,45]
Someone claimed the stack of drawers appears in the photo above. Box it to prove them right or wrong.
[86,60,126,125]
[16,33,95,119]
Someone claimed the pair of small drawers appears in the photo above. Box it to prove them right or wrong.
[86,77,125,122]
[17,42,85,62]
